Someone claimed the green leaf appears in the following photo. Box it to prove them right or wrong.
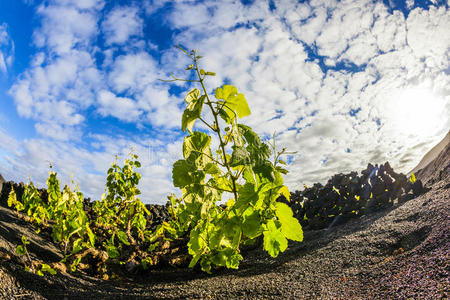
[215,85,251,122]
[211,248,242,269]
[275,166,289,175]
[72,238,83,253]
[172,159,196,188]
[279,186,290,201]
[236,183,258,213]
[141,257,153,269]
[210,249,227,267]
[41,264,57,275]
[253,161,275,182]
[182,95,205,133]
[183,131,212,163]
[117,230,130,246]
[188,228,206,257]
[215,85,237,101]
[21,235,29,245]
[200,258,212,273]
[242,210,262,239]
[105,245,120,259]
[263,220,288,257]
[135,214,146,230]
[275,202,303,242]
[16,245,26,256]
[229,146,251,167]
[185,88,200,104]
[222,217,242,248]
[86,227,95,247]
[7,188,16,207]
[226,251,243,269]
[188,254,201,268]
[409,173,416,183]
[242,167,256,185]
[238,124,261,146]
[204,163,220,175]
[218,107,232,124]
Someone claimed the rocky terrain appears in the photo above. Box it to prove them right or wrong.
[0,133,448,299]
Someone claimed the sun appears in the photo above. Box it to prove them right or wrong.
[386,86,446,139]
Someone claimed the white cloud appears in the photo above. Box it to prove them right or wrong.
[54,0,105,10]
[372,9,407,53]
[406,0,415,10]
[97,90,141,121]
[163,0,450,191]
[10,50,101,137]
[10,0,104,140]
[34,122,80,141]
[102,6,143,45]
[169,2,212,29]
[406,6,450,69]
[0,53,7,74]
[33,2,101,55]
[4,0,449,204]
[108,52,158,93]
[0,23,14,74]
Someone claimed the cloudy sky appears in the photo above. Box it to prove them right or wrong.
[0,0,448,204]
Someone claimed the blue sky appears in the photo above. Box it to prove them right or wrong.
[0,0,449,204]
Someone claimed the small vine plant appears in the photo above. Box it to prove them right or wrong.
[162,46,303,273]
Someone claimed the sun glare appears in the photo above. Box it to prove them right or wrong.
[386,86,445,139]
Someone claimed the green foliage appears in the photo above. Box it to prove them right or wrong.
[92,152,151,264]
[165,46,303,272]
[47,174,94,255]
[8,171,94,257]
[409,173,416,183]
[7,153,155,274]
[7,187,23,211]
[16,235,30,256]
[6,46,304,275]
[37,263,57,276]
[15,235,56,276]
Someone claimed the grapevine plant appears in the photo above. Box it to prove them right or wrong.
[6,47,303,275]
[7,156,150,275]
[162,46,303,273]
[8,169,95,257]
[91,153,152,269]
[8,169,95,273]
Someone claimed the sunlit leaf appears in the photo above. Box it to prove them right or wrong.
[263,220,287,257]
[229,146,251,167]
[275,202,303,242]
[117,230,130,246]
[172,159,196,188]
[215,85,251,122]
[185,88,200,104]
[279,186,290,201]
[242,210,262,239]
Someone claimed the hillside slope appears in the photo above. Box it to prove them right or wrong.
[410,131,450,176]
[0,136,448,299]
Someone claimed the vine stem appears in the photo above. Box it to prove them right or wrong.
[192,54,239,202]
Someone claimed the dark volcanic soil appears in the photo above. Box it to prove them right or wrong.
[0,142,448,299]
